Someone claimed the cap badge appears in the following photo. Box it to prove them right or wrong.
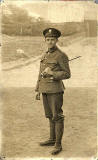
[49,29,52,33]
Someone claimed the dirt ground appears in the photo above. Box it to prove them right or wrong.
[1,35,97,159]
[1,87,97,158]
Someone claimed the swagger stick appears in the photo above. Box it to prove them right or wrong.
[69,56,82,62]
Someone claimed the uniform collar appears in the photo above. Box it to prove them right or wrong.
[46,46,57,53]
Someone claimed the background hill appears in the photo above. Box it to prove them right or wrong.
[2,4,85,36]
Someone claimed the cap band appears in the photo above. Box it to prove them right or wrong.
[43,28,61,38]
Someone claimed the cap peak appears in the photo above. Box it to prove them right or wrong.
[43,28,61,38]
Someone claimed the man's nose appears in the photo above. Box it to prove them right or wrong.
[48,40,52,43]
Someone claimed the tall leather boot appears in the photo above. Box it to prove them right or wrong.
[49,118,56,141]
[40,118,56,146]
[51,119,64,155]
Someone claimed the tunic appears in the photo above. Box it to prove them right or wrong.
[35,46,71,93]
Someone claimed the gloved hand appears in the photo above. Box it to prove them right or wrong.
[42,67,53,77]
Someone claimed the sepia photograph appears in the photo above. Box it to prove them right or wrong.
[0,1,97,159]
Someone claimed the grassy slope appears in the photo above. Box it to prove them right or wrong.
[2,33,84,62]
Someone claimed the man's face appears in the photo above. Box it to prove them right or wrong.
[45,37,58,49]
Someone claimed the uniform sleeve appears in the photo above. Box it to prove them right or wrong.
[52,54,71,80]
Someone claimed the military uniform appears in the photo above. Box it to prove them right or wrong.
[35,28,71,155]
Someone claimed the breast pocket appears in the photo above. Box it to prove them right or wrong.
[47,60,58,71]
[40,57,47,68]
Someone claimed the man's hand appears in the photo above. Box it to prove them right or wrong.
[42,67,53,77]
[35,92,40,100]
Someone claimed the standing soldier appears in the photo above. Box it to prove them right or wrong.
[35,28,71,155]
